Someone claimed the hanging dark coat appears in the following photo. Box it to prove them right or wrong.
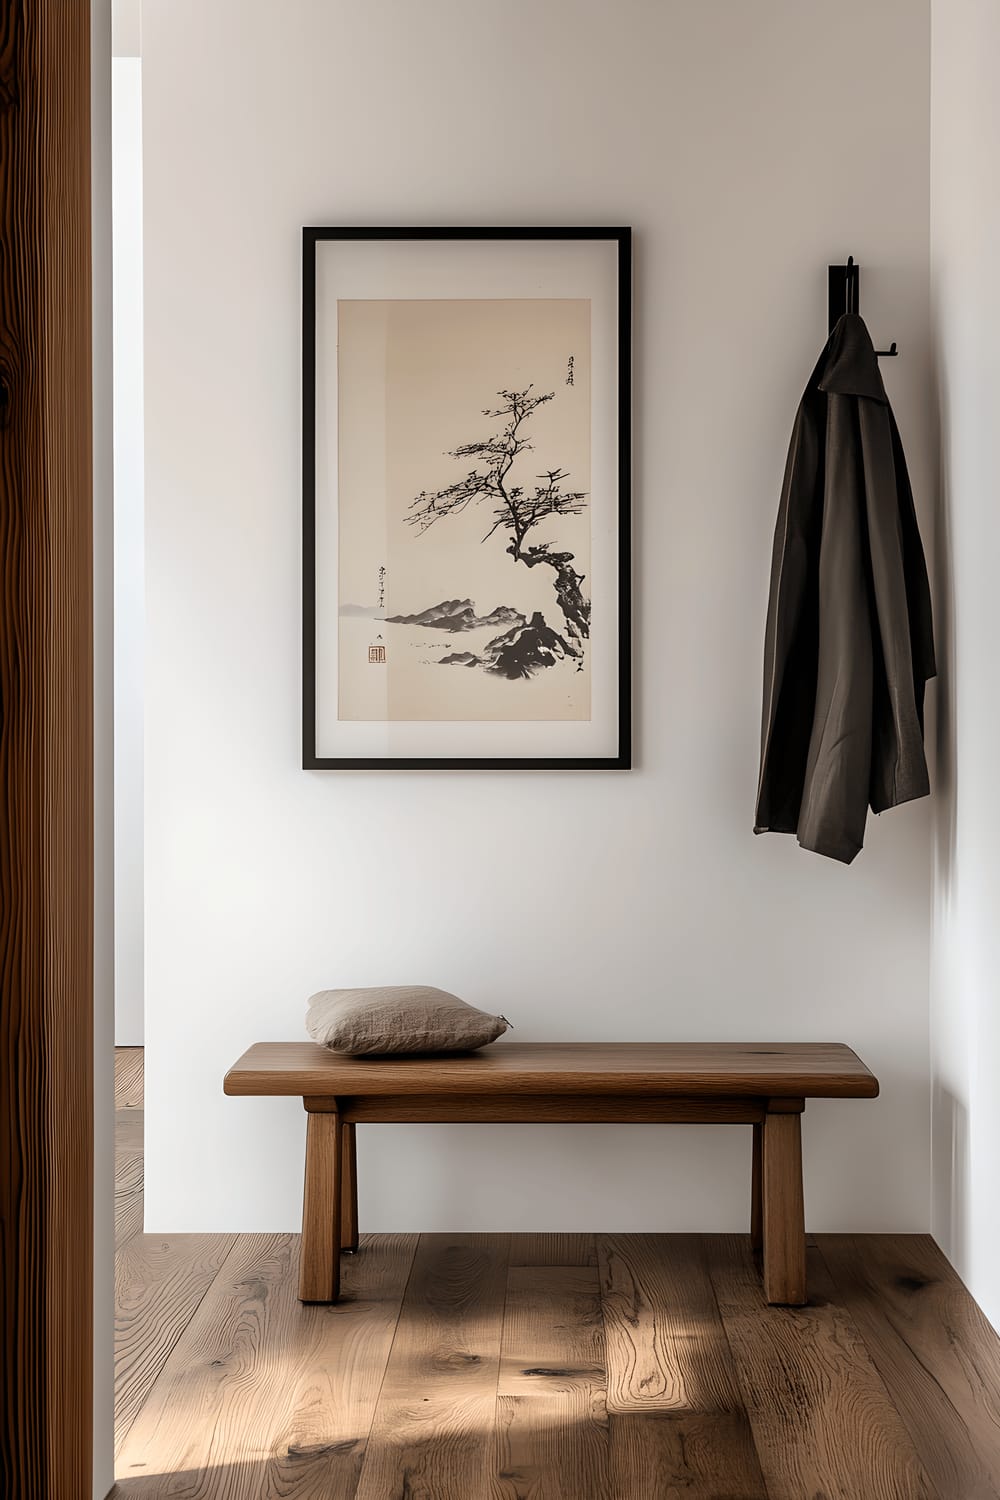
[754,313,935,864]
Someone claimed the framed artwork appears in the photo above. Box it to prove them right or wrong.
[302,226,631,769]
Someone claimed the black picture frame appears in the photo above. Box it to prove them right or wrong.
[302,226,632,770]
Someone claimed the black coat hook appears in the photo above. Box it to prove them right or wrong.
[828,258,899,357]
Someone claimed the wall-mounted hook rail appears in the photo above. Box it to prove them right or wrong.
[828,257,898,357]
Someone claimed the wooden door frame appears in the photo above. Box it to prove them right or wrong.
[0,5,96,1496]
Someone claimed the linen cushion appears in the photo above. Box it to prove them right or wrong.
[306,985,509,1056]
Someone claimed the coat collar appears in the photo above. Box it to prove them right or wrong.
[816,313,888,404]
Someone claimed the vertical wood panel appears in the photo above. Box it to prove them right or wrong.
[0,3,94,1494]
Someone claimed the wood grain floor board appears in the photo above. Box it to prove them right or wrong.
[598,1233,747,1416]
[114,1131,145,1246]
[817,1233,1000,1500]
[115,1149,144,1248]
[115,1233,295,1493]
[495,1264,609,1500]
[599,1234,768,1498]
[610,1410,770,1500]
[259,1233,419,1498]
[114,1230,238,1455]
[116,1106,145,1158]
[353,1233,510,1500]
[508,1233,597,1266]
[706,1234,939,1500]
[115,1231,418,1498]
[115,1046,145,1109]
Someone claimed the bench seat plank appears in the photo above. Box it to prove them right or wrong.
[224,1041,878,1100]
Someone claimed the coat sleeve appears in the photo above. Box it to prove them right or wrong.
[794,394,874,864]
[860,403,933,813]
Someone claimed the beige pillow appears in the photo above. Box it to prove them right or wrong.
[306,985,510,1056]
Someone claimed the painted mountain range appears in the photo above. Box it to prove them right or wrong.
[440,611,575,680]
[385,598,526,633]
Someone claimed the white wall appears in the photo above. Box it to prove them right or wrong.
[930,0,1000,1330]
[112,54,144,1044]
[143,0,935,1235]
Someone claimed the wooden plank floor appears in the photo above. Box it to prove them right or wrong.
[113,1049,1000,1498]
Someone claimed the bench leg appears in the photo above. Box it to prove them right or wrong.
[299,1108,343,1303]
[750,1120,763,1255]
[762,1103,806,1305]
[341,1121,359,1253]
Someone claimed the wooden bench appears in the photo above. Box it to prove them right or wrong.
[223,1040,878,1307]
